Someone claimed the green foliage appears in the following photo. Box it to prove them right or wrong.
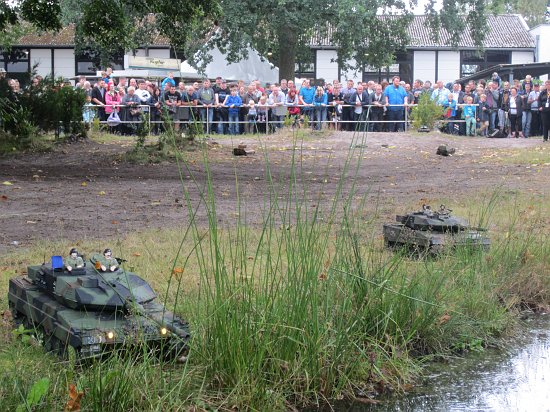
[0,0,61,33]
[76,0,219,68]
[203,0,492,80]
[410,93,446,130]
[12,324,35,345]
[16,377,50,412]
[0,76,86,150]
[489,0,549,27]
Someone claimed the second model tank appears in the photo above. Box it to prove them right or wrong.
[8,249,190,360]
[383,205,490,253]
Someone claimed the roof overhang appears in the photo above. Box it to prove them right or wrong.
[456,61,550,84]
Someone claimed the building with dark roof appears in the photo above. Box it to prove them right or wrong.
[307,14,535,84]
[0,14,539,85]
[1,23,279,84]
[0,24,174,83]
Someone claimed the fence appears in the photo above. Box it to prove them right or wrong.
[85,102,480,136]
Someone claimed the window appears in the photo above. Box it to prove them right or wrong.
[2,48,30,73]
[75,48,124,75]
[295,51,315,79]
[169,48,185,60]
[461,50,511,78]
[395,51,413,85]
[362,51,413,84]
[76,49,99,75]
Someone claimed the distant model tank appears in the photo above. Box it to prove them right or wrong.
[383,205,490,254]
[8,248,190,360]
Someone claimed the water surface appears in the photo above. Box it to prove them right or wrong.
[324,314,550,412]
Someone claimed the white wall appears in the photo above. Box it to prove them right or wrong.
[30,49,52,77]
[530,25,550,81]
[437,51,460,83]
[316,50,338,83]
[53,49,75,79]
[413,51,436,83]
[147,49,170,58]
[340,58,362,85]
[511,51,534,64]
[530,25,550,63]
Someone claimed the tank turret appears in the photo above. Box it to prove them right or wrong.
[26,264,157,311]
[383,205,490,254]
[8,252,190,360]
[397,205,469,232]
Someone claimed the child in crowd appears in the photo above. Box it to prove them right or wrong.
[443,94,457,134]
[246,100,257,134]
[82,94,96,124]
[476,93,490,136]
[223,86,242,136]
[256,96,268,133]
[462,95,477,136]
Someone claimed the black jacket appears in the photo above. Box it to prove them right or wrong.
[502,95,523,116]
[91,86,106,106]
[538,89,550,112]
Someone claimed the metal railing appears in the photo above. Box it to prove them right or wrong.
[84,102,481,135]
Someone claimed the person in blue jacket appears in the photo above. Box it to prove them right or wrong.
[313,86,328,130]
[443,94,458,134]
[462,95,477,136]
[299,79,315,123]
[223,85,243,135]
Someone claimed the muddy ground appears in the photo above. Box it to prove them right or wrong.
[1,131,549,254]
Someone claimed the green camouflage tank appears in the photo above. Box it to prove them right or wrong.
[8,255,190,360]
[383,205,490,254]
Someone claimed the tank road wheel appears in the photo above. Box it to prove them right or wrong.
[8,301,32,330]
[429,244,445,256]
[45,335,68,359]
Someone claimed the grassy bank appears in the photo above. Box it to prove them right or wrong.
[1,132,550,411]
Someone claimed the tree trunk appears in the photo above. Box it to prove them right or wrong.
[277,28,297,82]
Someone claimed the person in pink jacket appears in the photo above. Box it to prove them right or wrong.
[105,82,121,115]
[105,82,121,132]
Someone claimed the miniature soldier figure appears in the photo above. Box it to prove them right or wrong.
[91,248,119,272]
[64,248,84,272]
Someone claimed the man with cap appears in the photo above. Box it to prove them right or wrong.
[64,248,84,272]
[91,248,119,272]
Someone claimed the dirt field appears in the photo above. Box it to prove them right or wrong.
[1,131,549,254]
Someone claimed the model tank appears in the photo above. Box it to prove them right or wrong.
[383,205,490,253]
[8,249,190,360]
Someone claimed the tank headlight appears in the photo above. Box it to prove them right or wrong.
[160,327,168,336]
[107,331,115,340]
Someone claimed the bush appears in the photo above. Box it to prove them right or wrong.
[410,93,445,131]
[0,76,86,150]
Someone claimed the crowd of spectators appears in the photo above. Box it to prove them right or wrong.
[428,73,550,140]
[3,67,550,141]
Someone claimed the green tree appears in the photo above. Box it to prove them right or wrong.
[196,0,495,81]
[76,0,219,67]
[0,0,62,33]
[1,0,219,67]
[489,0,549,27]
[192,0,412,81]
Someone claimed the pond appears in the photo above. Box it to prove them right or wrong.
[317,314,550,412]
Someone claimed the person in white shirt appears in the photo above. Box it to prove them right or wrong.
[134,80,152,113]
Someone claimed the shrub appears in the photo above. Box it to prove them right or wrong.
[0,76,86,150]
[410,93,445,131]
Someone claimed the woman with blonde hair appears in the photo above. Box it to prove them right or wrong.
[313,86,328,130]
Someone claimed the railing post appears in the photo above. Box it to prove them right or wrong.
[404,104,408,132]
[147,105,151,136]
